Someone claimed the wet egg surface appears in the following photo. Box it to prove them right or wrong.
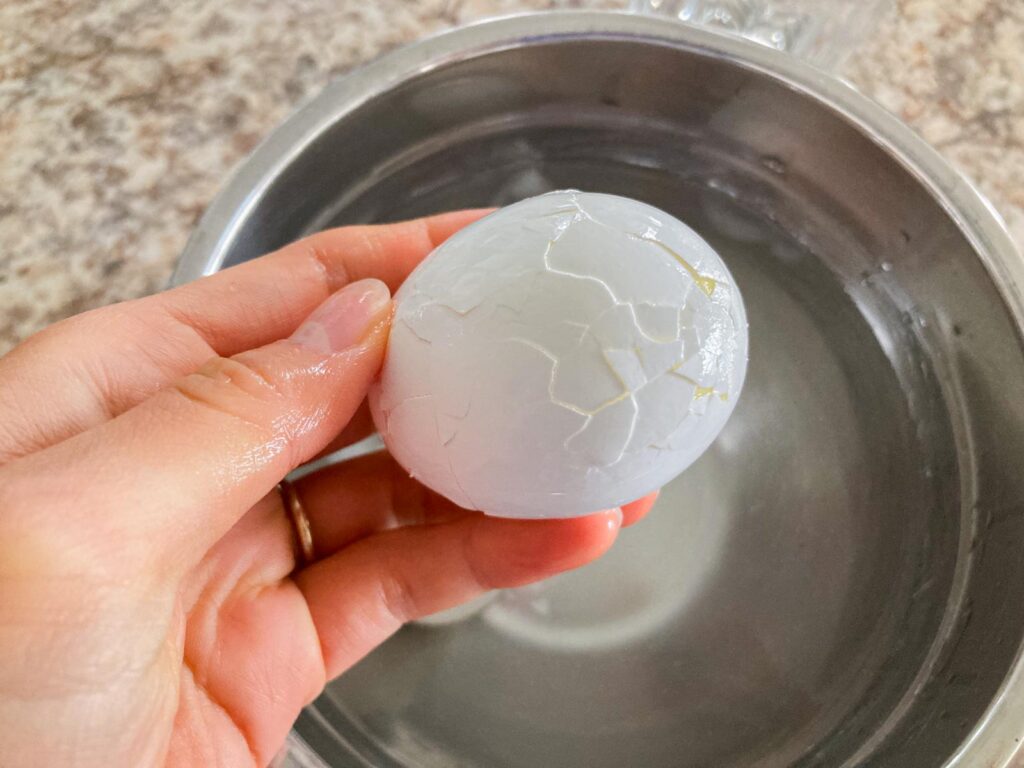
[369,190,748,518]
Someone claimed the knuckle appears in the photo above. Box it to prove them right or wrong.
[169,355,284,435]
[199,354,281,399]
[303,241,349,291]
[377,562,420,625]
[461,521,498,592]
[422,216,448,250]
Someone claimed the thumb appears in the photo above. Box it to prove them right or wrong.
[1,279,392,570]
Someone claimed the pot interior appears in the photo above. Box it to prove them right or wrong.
[214,34,1024,768]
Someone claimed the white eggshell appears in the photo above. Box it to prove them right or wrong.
[369,190,748,518]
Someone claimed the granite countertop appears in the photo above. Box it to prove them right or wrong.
[1,0,1022,353]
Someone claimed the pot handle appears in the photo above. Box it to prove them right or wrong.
[628,0,892,71]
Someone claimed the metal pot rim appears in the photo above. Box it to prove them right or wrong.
[172,12,1024,767]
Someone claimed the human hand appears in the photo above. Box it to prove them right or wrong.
[0,212,656,767]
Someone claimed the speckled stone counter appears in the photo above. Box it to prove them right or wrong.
[1,0,1022,353]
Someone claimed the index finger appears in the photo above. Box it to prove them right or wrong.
[0,210,490,462]
[156,209,493,355]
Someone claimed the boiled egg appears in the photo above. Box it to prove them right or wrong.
[369,190,748,519]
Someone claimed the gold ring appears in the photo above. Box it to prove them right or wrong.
[279,479,315,566]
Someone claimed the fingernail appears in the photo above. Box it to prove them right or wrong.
[290,279,391,353]
[603,508,623,532]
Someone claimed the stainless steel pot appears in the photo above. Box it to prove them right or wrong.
[173,11,1024,768]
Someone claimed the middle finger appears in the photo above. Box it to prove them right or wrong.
[295,452,658,559]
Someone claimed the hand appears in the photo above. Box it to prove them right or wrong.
[0,212,656,768]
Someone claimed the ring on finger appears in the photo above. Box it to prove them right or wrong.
[279,479,315,566]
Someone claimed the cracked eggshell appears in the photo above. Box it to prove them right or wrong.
[369,190,748,519]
